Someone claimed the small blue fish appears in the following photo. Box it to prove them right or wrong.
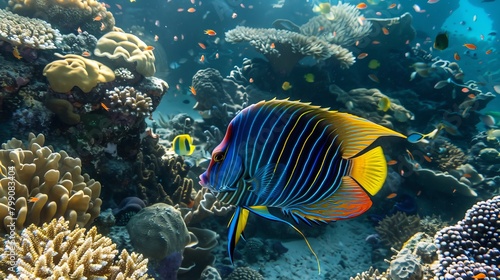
[172,134,195,156]
[199,99,409,273]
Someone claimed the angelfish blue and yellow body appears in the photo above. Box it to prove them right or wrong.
[199,99,407,273]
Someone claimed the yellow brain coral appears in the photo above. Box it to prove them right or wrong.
[94,31,156,77]
[0,133,102,233]
[43,53,115,93]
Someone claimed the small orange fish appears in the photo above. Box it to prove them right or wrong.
[356,2,367,9]
[204,29,217,36]
[187,7,196,13]
[249,78,254,83]
[372,40,381,45]
[388,3,397,9]
[467,93,475,99]
[358,16,366,26]
[144,46,155,51]
[100,22,106,31]
[270,43,275,49]
[198,42,206,49]
[357,53,368,59]
[93,15,102,21]
[355,40,360,46]
[189,86,196,95]
[215,53,219,59]
[368,74,379,83]
[454,52,461,60]
[463,43,477,50]
[318,26,325,32]
[200,54,205,63]
[12,46,22,59]
[472,273,486,279]
[382,27,390,35]
[486,49,493,54]
[423,155,432,162]
[387,160,398,165]
[116,4,122,10]
[232,12,238,19]
[82,51,91,57]
[28,197,39,203]
[461,87,470,93]
[101,102,110,111]
[386,193,397,199]
[77,27,82,34]
[154,35,159,42]
[177,8,184,12]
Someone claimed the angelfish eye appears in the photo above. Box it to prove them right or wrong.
[213,152,225,162]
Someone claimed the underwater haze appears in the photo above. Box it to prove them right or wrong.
[0,0,500,279]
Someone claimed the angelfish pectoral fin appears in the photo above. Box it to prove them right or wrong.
[227,207,250,264]
[247,206,321,275]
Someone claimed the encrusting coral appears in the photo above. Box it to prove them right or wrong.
[94,31,156,77]
[43,53,115,93]
[0,217,151,279]
[225,26,354,75]
[0,8,61,49]
[0,133,102,233]
[299,2,372,46]
[7,0,115,34]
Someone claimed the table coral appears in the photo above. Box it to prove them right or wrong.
[225,26,354,75]
[0,9,61,49]
[7,0,115,34]
[0,133,102,233]
[94,31,156,77]
[434,196,500,279]
[43,53,115,93]
[0,217,151,279]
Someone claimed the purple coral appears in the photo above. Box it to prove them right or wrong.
[434,196,500,280]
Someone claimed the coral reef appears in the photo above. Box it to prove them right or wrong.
[0,9,61,49]
[410,167,478,197]
[0,133,102,233]
[94,31,156,77]
[104,86,154,117]
[57,31,98,55]
[434,196,500,279]
[225,267,264,280]
[0,217,151,279]
[225,26,354,75]
[44,98,81,124]
[112,196,146,226]
[432,140,467,171]
[7,0,115,34]
[388,248,423,280]
[299,2,372,46]
[43,53,115,93]
[375,212,422,249]
[199,266,222,280]
[364,13,416,51]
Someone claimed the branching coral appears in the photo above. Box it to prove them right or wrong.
[7,0,115,34]
[432,139,467,171]
[299,2,372,46]
[0,217,151,279]
[43,53,115,93]
[104,86,154,117]
[94,31,156,77]
[0,133,102,233]
[0,8,61,49]
[225,26,354,75]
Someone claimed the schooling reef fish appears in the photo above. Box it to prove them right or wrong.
[199,99,409,273]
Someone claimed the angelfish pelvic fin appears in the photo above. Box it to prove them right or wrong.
[227,207,250,264]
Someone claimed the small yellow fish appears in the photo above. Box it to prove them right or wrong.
[12,46,22,59]
[172,134,196,156]
[377,96,391,112]
[312,3,334,20]
[368,59,380,69]
[130,0,136,2]
[304,73,314,83]
[282,81,292,91]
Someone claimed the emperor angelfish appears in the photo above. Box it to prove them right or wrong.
[199,99,408,272]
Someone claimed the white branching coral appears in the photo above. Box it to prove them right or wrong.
[300,2,372,47]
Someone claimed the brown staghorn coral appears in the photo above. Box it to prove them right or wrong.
[0,133,102,233]
[375,212,422,250]
[43,53,115,93]
[432,140,467,171]
[7,0,115,34]
[225,26,354,75]
[299,2,372,46]
[0,8,61,49]
[1,217,151,279]
[94,31,156,77]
